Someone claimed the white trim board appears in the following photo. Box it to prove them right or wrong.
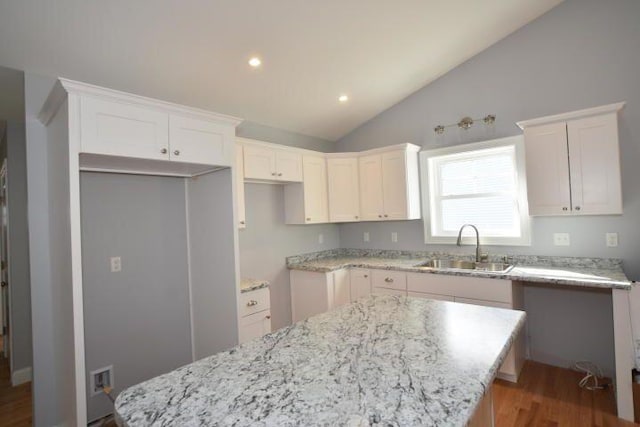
[11,366,32,386]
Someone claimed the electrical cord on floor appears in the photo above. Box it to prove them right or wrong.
[574,361,608,390]
[101,385,115,403]
[87,386,116,427]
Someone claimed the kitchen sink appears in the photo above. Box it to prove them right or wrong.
[416,259,513,273]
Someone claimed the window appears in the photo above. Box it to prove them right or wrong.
[420,135,531,246]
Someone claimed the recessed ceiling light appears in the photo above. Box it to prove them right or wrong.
[338,94,349,103]
[248,57,262,67]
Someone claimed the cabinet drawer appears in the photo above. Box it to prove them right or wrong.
[239,310,272,344]
[371,270,407,291]
[239,287,270,317]
[169,115,233,166]
[372,287,406,296]
[407,273,512,304]
[408,291,454,302]
[80,96,169,160]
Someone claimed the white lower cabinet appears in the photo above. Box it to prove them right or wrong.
[350,269,372,300]
[371,269,407,291]
[372,287,406,296]
[238,288,272,344]
[290,269,351,322]
[406,273,525,382]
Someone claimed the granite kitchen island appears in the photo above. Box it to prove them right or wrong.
[115,295,525,426]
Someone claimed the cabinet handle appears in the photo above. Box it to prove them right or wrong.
[247,300,258,307]
[355,216,359,219]
[378,214,383,218]
[384,277,394,283]
[364,275,368,278]
[174,150,180,156]
[160,148,168,154]
[384,214,388,218]
[266,315,271,319]
[575,206,581,211]
[271,172,277,176]
[562,207,568,211]
[240,221,245,225]
[306,217,311,221]
[278,173,283,177]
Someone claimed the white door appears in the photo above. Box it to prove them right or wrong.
[235,145,246,229]
[80,96,170,160]
[275,150,303,182]
[169,115,233,166]
[358,154,384,221]
[567,113,622,215]
[243,145,277,180]
[302,155,329,224]
[523,122,571,215]
[349,269,371,301]
[331,269,351,308]
[381,150,408,219]
[327,157,360,222]
[0,162,9,359]
[238,311,272,344]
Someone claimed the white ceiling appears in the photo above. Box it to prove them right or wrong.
[0,0,561,141]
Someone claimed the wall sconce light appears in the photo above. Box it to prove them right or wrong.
[434,114,496,135]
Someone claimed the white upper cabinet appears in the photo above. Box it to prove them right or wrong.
[359,154,385,220]
[242,141,303,182]
[80,96,170,161]
[358,144,421,221]
[327,156,360,222]
[518,102,625,216]
[169,114,233,166]
[235,145,246,229]
[284,155,329,224]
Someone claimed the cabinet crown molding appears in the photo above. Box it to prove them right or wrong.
[516,102,625,130]
[38,78,244,127]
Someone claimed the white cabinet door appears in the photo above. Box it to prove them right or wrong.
[327,157,360,222]
[238,310,272,344]
[331,269,351,309]
[381,151,408,220]
[350,269,371,301]
[408,291,454,302]
[567,113,622,215]
[372,287,406,296]
[236,145,246,229]
[524,122,572,215]
[169,115,233,166]
[301,155,329,224]
[359,154,384,221]
[243,145,277,180]
[276,150,303,182]
[80,96,169,160]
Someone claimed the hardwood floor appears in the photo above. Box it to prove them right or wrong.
[493,360,638,426]
[0,358,636,426]
[0,349,32,427]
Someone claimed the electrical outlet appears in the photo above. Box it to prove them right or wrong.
[363,232,370,242]
[553,233,570,246]
[391,232,398,243]
[110,256,121,272]
[318,233,324,245]
[606,232,618,247]
[90,365,114,396]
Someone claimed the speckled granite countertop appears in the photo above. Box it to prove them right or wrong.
[286,249,632,290]
[240,278,270,294]
[114,295,525,426]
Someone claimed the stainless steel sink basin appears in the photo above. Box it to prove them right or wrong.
[416,259,513,273]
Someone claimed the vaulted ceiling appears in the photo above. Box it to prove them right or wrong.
[0,0,561,141]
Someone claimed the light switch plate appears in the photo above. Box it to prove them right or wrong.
[606,232,618,247]
[391,232,398,243]
[553,233,570,246]
[318,234,324,245]
[363,232,370,242]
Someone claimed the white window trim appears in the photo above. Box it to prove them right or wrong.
[420,135,531,246]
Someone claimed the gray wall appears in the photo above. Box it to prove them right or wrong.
[336,0,640,376]
[5,119,32,373]
[237,126,339,329]
[81,172,192,422]
[337,0,640,280]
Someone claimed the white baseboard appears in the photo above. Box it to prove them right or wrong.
[12,366,32,386]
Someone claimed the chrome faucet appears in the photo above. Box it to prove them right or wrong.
[456,224,485,262]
